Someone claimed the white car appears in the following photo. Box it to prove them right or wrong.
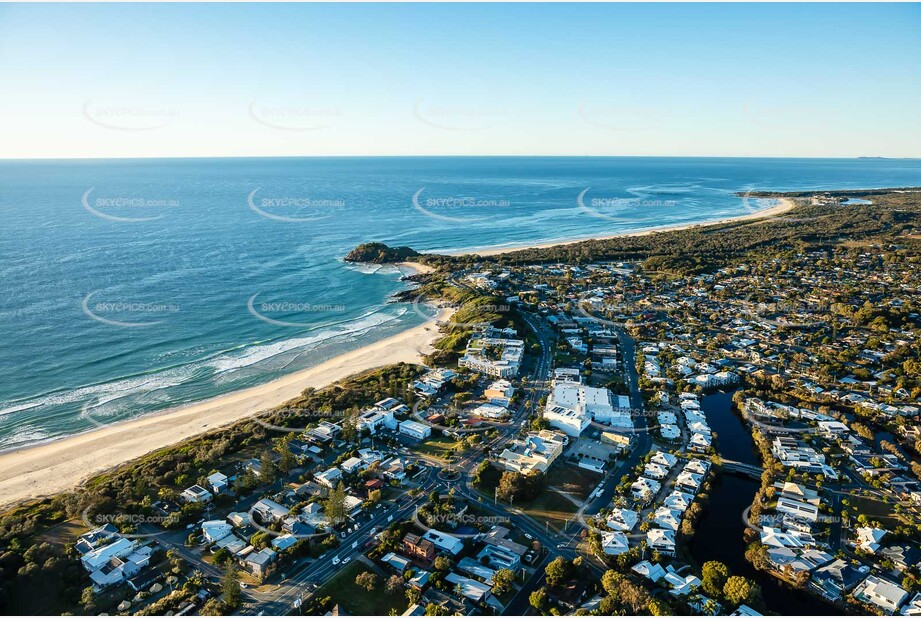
[387,515,393,522]
[332,556,341,565]
[352,541,358,549]
[342,556,351,564]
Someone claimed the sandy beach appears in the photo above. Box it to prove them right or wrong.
[0,199,794,509]
[455,197,797,257]
[0,307,454,508]
[397,260,436,275]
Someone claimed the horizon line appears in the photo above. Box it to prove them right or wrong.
[1,154,918,162]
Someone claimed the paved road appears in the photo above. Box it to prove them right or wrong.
[244,307,600,616]
[585,325,652,517]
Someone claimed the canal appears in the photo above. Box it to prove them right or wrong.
[689,389,841,615]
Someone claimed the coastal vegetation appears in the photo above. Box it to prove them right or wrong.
[361,189,921,275]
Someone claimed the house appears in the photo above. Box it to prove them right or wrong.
[650,451,678,468]
[760,526,809,549]
[81,537,137,572]
[646,528,676,556]
[675,470,704,494]
[243,547,277,577]
[664,572,701,596]
[458,556,497,582]
[689,432,713,452]
[811,559,870,600]
[202,520,233,544]
[606,507,639,532]
[776,496,820,522]
[340,457,363,474]
[731,605,763,616]
[444,572,492,603]
[399,420,432,440]
[315,467,343,488]
[402,532,435,564]
[252,498,289,523]
[180,484,213,504]
[631,477,662,503]
[481,526,528,559]
[207,472,229,494]
[653,507,683,531]
[632,560,666,583]
[89,553,145,590]
[484,379,516,406]
[879,544,921,574]
[599,531,630,555]
[382,552,412,573]
[498,430,565,474]
[853,575,909,613]
[476,544,521,571]
[664,491,694,513]
[271,534,298,552]
[900,592,921,616]
[643,462,669,480]
[855,526,887,554]
[422,529,464,555]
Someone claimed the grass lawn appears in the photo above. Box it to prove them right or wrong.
[414,434,459,461]
[544,464,602,501]
[521,489,578,532]
[316,562,408,616]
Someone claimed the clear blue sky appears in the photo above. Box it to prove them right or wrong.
[1,3,919,158]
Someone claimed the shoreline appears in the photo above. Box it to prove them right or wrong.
[0,307,454,508]
[446,197,796,257]
[0,198,792,508]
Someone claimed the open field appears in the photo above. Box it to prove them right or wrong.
[315,561,408,616]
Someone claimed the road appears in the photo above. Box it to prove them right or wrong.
[244,307,606,616]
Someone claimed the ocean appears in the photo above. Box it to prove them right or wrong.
[2,156,920,450]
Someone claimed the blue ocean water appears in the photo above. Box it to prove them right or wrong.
[2,156,920,450]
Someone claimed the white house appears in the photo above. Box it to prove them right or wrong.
[180,484,213,504]
[653,507,683,531]
[207,472,229,494]
[853,575,909,613]
[599,531,630,555]
[647,528,676,556]
[606,507,639,532]
[202,520,233,544]
[422,530,464,555]
[399,420,432,440]
[315,467,343,488]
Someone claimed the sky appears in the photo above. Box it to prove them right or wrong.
[0,3,919,159]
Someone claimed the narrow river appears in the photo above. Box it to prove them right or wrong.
[689,390,841,615]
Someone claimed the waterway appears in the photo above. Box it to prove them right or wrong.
[689,390,841,615]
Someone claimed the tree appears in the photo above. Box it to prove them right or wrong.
[424,602,442,616]
[433,555,451,572]
[544,556,572,587]
[386,574,404,595]
[492,568,516,595]
[723,575,760,607]
[529,587,548,612]
[744,542,770,571]
[324,482,348,525]
[702,560,731,597]
[260,450,276,485]
[277,445,296,475]
[619,579,651,614]
[601,569,624,595]
[355,571,378,592]
[80,586,96,613]
[222,565,242,610]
